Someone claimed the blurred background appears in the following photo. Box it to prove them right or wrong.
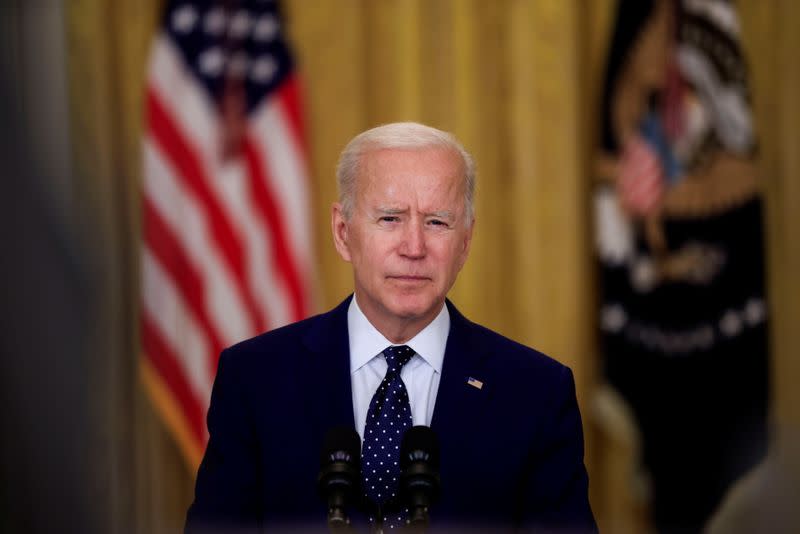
[0,0,797,533]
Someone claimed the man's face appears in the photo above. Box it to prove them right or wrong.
[332,146,474,336]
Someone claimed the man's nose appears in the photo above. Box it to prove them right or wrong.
[399,221,426,258]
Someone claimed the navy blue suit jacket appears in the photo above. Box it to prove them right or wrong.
[186,297,596,533]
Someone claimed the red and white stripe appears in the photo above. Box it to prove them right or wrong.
[140,34,314,465]
[618,134,665,217]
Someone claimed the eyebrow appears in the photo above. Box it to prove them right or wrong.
[427,210,455,220]
[375,207,407,215]
[374,207,455,220]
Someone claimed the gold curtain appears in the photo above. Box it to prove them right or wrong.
[66,1,800,532]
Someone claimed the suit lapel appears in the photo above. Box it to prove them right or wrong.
[430,300,491,436]
[298,296,492,440]
[301,296,356,432]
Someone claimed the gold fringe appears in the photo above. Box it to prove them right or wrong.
[139,356,205,474]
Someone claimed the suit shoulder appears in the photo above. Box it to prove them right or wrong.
[219,311,328,370]
[232,313,318,350]
[467,320,571,377]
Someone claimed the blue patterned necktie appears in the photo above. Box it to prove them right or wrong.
[362,345,415,529]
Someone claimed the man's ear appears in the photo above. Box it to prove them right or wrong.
[331,203,352,262]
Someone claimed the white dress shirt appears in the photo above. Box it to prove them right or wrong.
[348,295,449,441]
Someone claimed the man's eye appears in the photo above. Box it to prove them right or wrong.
[379,216,399,223]
[428,219,447,226]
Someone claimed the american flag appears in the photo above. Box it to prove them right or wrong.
[140,0,314,469]
[617,133,665,217]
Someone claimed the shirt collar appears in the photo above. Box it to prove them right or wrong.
[348,294,449,374]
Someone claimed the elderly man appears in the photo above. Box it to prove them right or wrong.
[186,123,596,533]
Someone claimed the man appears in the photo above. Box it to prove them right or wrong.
[186,122,596,532]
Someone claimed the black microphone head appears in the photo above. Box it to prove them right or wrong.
[400,426,441,522]
[318,427,361,527]
[400,425,440,471]
[318,426,361,501]
[320,426,361,468]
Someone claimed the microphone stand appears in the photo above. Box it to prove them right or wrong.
[325,507,356,533]
[406,508,430,532]
[373,503,384,534]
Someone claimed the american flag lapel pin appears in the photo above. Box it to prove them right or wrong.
[466,376,484,390]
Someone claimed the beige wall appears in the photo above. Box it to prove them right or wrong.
[65,1,800,532]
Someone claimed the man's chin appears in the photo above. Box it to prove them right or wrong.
[386,297,442,322]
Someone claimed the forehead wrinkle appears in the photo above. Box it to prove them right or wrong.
[356,147,468,220]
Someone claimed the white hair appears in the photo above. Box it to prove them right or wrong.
[335,122,476,223]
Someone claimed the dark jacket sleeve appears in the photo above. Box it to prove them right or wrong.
[185,349,263,534]
[521,366,597,533]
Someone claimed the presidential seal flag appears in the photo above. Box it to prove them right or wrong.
[140,0,314,470]
[594,0,768,530]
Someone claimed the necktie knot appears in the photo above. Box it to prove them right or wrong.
[384,345,415,374]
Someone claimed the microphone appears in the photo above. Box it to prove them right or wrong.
[318,426,361,531]
[399,426,441,529]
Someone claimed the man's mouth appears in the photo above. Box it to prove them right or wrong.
[388,275,430,282]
